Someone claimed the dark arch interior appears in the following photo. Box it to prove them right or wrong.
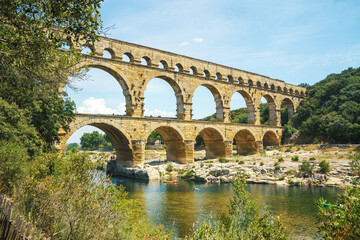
[261,95,276,126]
[281,98,295,125]
[198,128,226,159]
[234,129,257,155]
[263,131,279,147]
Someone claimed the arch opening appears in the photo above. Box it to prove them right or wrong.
[248,80,253,87]
[281,98,295,125]
[141,56,151,66]
[234,129,257,155]
[196,128,226,159]
[215,72,222,81]
[158,60,168,69]
[102,49,114,59]
[203,70,210,78]
[263,131,279,147]
[260,95,277,126]
[192,84,223,121]
[122,52,134,62]
[230,90,255,124]
[65,124,132,163]
[144,76,181,119]
[81,46,93,55]
[189,66,198,75]
[238,77,244,85]
[256,81,262,88]
[175,63,183,72]
[227,75,234,83]
[147,126,187,164]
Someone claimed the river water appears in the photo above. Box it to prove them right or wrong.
[110,176,343,239]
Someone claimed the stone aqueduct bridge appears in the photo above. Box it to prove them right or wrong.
[57,36,306,167]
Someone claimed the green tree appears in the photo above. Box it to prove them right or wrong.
[0,0,103,150]
[147,130,164,144]
[80,131,103,150]
[66,142,79,151]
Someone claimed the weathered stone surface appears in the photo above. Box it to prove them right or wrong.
[106,160,161,180]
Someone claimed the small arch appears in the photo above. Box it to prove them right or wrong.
[248,79,253,86]
[203,70,211,78]
[81,46,93,55]
[189,66,198,75]
[238,77,245,85]
[158,60,169,69]
[175,63,184,72]
[197,127,226,159]
[263,131,280,147]
[234,129,257,155]
[300,91,305,97]
[271,84,275,91]
[277,86,282,92]
[295,90,300,96]
[141,56,152,66]
[102,48,115,59]
[122,52,134,62]
[149,126,187,164]
[264,83,269,89]
[227,75,234,83]
[289,88,294,94]
[215,72,222,81]
[283,87,289,94]
[256,81,262,88]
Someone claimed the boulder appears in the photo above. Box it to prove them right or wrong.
[106,160,161,180]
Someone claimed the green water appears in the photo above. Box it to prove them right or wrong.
[111,177,343,239]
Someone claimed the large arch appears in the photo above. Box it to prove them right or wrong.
[191,84,224,121]
[144,75,185,119]
[60,120,133,164]
[281,98,295,125]
[233,129,257,155]
[196,127,226,159]
[148,126,187,164]
[261,94,277,126]
[263,131,280,147]
[230,90,256,124]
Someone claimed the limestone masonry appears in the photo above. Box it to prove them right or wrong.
[56,36,306,167]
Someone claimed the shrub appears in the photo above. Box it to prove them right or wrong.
[239,161,245,165]
[218,157,229,163]
[278,157,284,162]
[178,169,184,175]
[299,160,315,176]
[278,176,285,181]
[274,162,280,166]
[192,172,288,239]
[319,160,330,174]
[166,162,173,172]
[285,145,293,152]
[291,155,300,162]
[274,166,281,171]
[350,152,360,176]
[309,157,316,161]
[185,170,194,178]
[200,163,204,168]
[260,162,264,166]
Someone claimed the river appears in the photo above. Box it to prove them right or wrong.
[110,176,343,239]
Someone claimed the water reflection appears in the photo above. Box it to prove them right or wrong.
[112,176,343,239]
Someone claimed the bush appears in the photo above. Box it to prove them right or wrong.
[319,160,330,174]
[350,152,360,176]
[274,162,280,166]
[274,166,281,171]
[299,160,315,176]
[192,172,288,239]
[285,145,293,152]
[239,161,245,165]
[166,162,173,172]
[309,157,316,161]
[200,163,204,168]
[260,162,264,166]
[218,157,229,163]
[278,176,285,181]
[278,157,284,162]
[291,155,300,162]
[178,169,184,175]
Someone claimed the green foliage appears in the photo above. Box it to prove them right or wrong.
[309,157,316,161]
[292,67,360,143]
[195,134,205,147]
[260,162,264,166]
[166,162,173,172]
[192,172,289,239]
[147,130,164,145]
[350,152,360,176]
[317,187,360,239]
[291,155,300,162]
[66,143,79,151]
[278,157,284,162]
[278,176,285,181]
[239,161,245,165]
[319,160,331,174]
[285,144,293,152]
[218,157,229,163]
[299,160,315,176]
[282,125,298,143]
[80,131,113,151]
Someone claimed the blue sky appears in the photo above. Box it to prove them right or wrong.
[66,0,360,144]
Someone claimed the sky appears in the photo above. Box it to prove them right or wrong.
[66,0,360,144]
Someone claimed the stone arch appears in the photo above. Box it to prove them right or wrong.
[238,77,244,85]
[159,60,169,69]
[103,48,115,59]
[263,130,280,147]
[248,79,254,86]
[75,63,134,116]
[295,90,300,96]
[271,84,275,91]
[233,129,257,155]
[203,70,211,78]
[60,120,133,164]
[227,75,234,83]
[281,97,295,123]
[175,63,184,72]
[264,83,269,89]
[144,75,185,119]
[215,72,222,81]
[148,125,188,163]
[196,127,226,159]
[256,81,262,88]
[81,45,94,55]
[141,56,152,66]
[300,91,305,97]
[122,52,134,62]
[189,66,198,75]
[191,83,224,121]
[277,86,282,92]
[289,88,294,94]
[283,87,289,94]
[230,90,256,124]
[261,94,277,126]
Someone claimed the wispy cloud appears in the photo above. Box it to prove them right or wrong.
[77,97,125,115]
[179,41,190,47]
[192,37,203,43]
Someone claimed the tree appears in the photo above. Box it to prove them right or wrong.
[147,130,164,145]
[66,143,79,151]
[0,0,103,150]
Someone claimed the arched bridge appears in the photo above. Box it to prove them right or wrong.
[57,36,306,167]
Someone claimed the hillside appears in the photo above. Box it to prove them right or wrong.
[292,67,360,143]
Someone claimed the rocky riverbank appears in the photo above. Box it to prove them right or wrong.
[104,144,359,187]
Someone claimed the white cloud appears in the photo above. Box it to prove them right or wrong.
[77,97,124,114]
[192,37,203,43]
[144,108,176,118]
[179,41,190,47]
